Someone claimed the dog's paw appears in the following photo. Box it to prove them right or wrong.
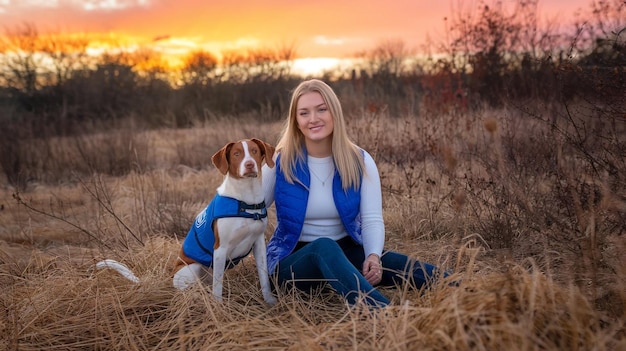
[264,294,278,306]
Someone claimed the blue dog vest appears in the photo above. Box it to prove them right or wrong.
[182,194,267,267]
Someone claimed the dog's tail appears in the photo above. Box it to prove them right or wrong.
[95,259,140,283]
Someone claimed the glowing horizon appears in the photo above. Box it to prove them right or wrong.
[1,0,593,74]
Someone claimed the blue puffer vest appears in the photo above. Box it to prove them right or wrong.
[266,151,363,274]
[182,194,267,267]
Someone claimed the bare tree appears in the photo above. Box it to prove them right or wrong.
[38,32,91,87]
[570,0,625,59]
[181,50,219,86]
[0,23,43,94]
[220,45,295,84]
[0,23,93,93]
[434,0,564,104]
[356,39,413,78]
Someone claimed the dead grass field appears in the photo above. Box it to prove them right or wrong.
[1,104,624,350]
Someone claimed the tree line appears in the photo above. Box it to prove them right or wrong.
[0,0,623,135]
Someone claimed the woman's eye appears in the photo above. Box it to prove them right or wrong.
[319,107,327,113]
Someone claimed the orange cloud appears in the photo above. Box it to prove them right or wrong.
[0,0,592,61]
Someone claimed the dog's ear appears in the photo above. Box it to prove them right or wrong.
[211,142,233,175]
[251,138,276,168]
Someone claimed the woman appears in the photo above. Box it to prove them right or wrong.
[262,79,447,307]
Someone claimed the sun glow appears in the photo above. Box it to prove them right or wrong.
[63,31,340,76]
[292,57,347,77]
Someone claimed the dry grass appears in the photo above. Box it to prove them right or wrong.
[1,107,624,350]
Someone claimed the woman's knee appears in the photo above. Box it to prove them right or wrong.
[307,237,342,253]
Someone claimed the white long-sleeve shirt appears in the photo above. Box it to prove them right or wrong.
[262,151,385,258]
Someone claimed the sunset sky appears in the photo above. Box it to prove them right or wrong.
[1,0,592,73]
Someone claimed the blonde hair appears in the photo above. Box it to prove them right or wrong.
[276,79,365,190]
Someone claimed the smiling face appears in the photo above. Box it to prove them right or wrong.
[296,91,334,156]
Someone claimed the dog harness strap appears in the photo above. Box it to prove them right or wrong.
[194,230,215,258]
[213,210,267,220]
[236,200,268,220]
[239,200,266,211]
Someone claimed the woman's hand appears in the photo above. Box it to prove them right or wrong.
[363,253,383,286]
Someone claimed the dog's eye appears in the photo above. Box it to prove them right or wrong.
[251,149,258,154]
[233,151,241,157]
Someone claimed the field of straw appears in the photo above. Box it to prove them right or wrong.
[1,103,624,350]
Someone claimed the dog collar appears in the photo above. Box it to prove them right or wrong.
[238,200,266,211]
[237,200,267,220]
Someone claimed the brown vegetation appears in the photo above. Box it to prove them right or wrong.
[1,0,624,349]
[1,97,624,349]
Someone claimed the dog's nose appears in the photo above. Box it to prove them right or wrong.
[244,160,255,170]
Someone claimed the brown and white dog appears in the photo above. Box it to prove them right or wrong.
[96,138,277,305]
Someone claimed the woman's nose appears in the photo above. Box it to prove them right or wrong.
[310,111,319,122]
